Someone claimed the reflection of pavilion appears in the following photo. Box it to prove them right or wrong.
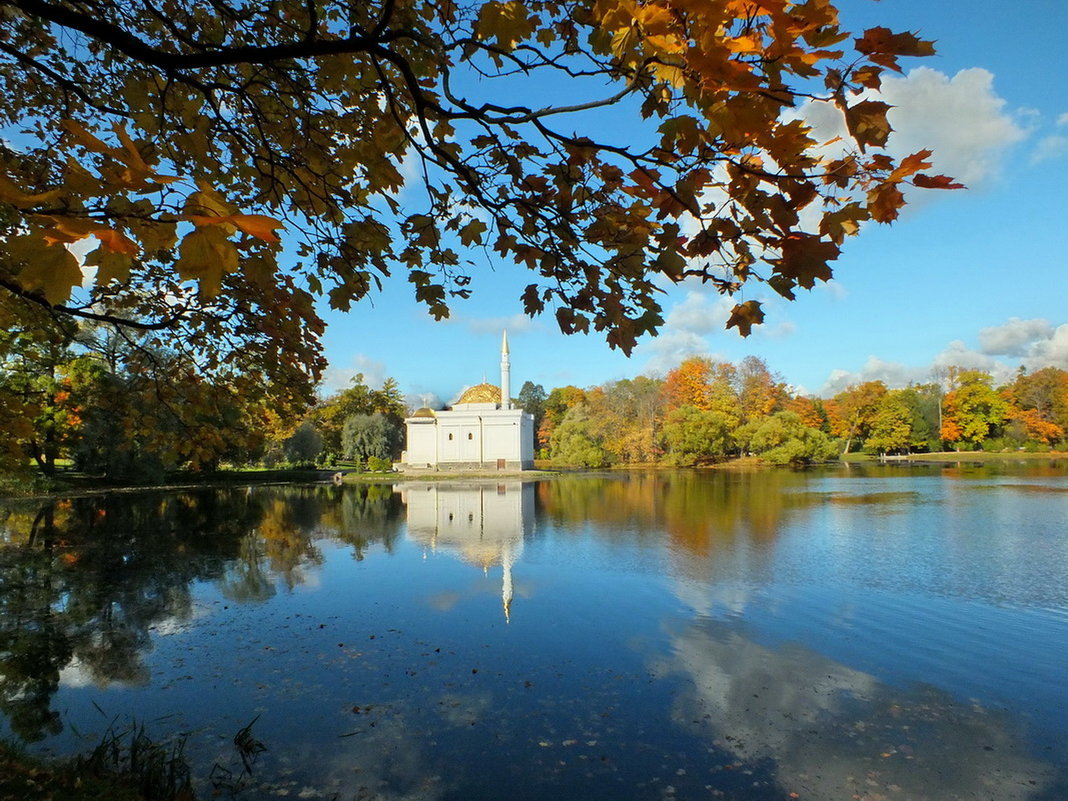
[401,482,534,620]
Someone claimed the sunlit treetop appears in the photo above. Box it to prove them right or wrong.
[0,0,959,396]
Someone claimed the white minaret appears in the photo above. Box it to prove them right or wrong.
[500,330,511,410]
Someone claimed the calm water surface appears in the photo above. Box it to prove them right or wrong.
[1,464,1066,800]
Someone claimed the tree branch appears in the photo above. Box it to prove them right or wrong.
[0,278,188,331]
[11,0,409,70]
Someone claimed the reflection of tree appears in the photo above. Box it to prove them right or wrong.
[256,497,323,590]
[218,532,276,604]
[0,538,71,740]
[536,470,821,557]
[319,484,403,561]
[0,484,406,742]
[0,491,260,741]
[665,618,1053,801]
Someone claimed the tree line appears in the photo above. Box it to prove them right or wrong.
[4,310,1067,482]
[0,301,406,480]
[517,357,1068,467]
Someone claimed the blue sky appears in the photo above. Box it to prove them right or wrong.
[318,0,1068,404]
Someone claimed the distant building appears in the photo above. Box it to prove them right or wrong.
[403,332,535,470]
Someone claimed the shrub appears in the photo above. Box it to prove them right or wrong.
[365,456,392,472]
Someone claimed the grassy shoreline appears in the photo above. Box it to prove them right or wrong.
[843,450,1067,464]
[4,451,1065,500]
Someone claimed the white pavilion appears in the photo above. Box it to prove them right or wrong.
[403,332,535,471]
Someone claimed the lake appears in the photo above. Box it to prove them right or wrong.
[1,464,1066,800]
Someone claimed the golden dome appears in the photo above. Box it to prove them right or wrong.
[411,407,436,418]
[455,383,500,405]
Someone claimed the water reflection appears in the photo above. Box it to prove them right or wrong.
[662,618,1052,800]
[0,492,257,740]
[402,482,533,620]
[0,485,404,742]
[536,470,827,556]
[0,470,1064,801]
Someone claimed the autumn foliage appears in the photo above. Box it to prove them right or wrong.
[0,0,961,424]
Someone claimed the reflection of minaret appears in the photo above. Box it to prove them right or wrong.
[401,482,532,621]
[502,539,514,623]
[500,330,510,410]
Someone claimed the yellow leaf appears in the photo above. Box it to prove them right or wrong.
[635,3,674,34]
[819,204,869,244]
[241,254,276,289]
[176,226,238,297]
[11,237,83,304]
[84,246,133,285]
[726,300,764,337]
[0,174,61,208]
[185,181,235,218]
[112,122,152,174]
[62,157,103,196]
[96,227,140,255]
[60,119,112,154]
[228,214,283,242]
[459,219,488,247]
[40,216,105,245]
[475,0,537,49]
[844,100,892,150]
[127,219,178,254]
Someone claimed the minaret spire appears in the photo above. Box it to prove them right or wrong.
[500,330,511,410]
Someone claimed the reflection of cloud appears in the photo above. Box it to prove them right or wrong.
[58,657,94,689]
[664,619,1053,801]
[286,714,445,801]
[436,692,493,728]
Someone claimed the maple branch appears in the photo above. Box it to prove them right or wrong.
[439,75,636,125]
[10,0,412,70]
[0,278,188,331]
[0,40,125,115]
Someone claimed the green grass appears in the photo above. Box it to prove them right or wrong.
[884,450,1067,462]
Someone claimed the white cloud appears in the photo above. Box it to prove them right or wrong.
[405,391,443,411]
[66,237,99,289]
[639,330,717,376]
[321,353,388,395]
[978,317,1053,356]
[664,290,733,335]
[930,339,1012,383]
[818,318,1068,396]
[817,279,848,301]
[1057,112,1068,126]
[447,312,538,336]
[878,67,1026,188]
[1022,323,1068,370]
[1031,135,1068,164]
[637,290,734,374]
[793,67,1026,193]
[820,356,927,396]
[758,319,797,340]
